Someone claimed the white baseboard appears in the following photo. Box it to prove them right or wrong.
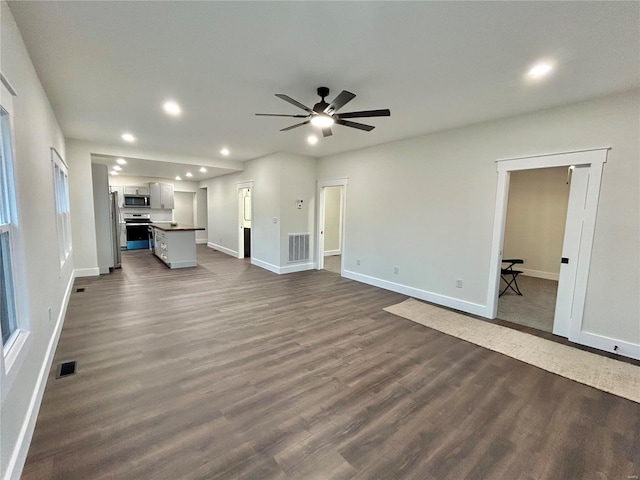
[207,242,237,258]
[74,267,100,277]
[195,238,208,245]
[280,262,315,274]
[342,269,488,317]
[4,271,75,480]
[324,250,341,256]
[572,330,640,361]
[250,258,314,275]
[251,257,279,274]
[168,260,198,269]
[520,268,559,281]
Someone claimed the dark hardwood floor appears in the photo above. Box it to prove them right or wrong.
[22,246,640,479]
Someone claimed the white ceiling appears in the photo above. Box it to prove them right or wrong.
[90,154,233,182]
[8,1,640,173]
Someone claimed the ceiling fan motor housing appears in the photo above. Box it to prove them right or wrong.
[314,87,331,114]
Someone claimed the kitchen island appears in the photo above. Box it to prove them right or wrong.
[150,223,205,269]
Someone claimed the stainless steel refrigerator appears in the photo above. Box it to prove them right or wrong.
[110,191,122,269]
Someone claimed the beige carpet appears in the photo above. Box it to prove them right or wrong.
[323,254,341,274]
[497,275,558,332]
[384,298,640,404]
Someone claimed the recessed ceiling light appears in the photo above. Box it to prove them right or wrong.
[113,165,122,171]
[186,172,193,177]
[310,115,334,127]
[163,100,182,116]
[220,148,230,156]
[110,170,119,176]
[116,158,127,165]
[527,61,554,80]
[175,176,182,181]
[199,167,207,173]
[121,133,136,142]
[307,135,318,145]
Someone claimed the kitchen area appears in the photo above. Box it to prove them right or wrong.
[92,163,206,272]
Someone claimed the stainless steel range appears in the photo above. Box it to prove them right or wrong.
[124,213,152,250]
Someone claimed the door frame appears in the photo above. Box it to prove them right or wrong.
[486,148,608,341]
[237,181,253,260]
[316,178,348,271]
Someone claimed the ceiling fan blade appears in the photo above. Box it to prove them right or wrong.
[280,120,310,132]
[324,90,356,115]
[336,119,375,132]
[255,113,309,118]
[275,94,313,113]
[322,127,333,138]
[337,109,390,119]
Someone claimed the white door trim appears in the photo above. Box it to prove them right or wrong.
[316,178,348,271]
[487,148,609,339]
[237,181,253,260]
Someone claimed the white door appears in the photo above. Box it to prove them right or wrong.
[553,165,590,337]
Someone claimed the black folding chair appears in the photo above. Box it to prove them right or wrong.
[500,259,524,297]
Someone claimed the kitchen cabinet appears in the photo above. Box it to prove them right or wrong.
[151,224,204,268]
[149,182,174,209]
[124,185,149,196]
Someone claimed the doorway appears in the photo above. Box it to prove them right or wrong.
[317,179,347,273]
[237,183,252,259]
[497,167,569,333]
[487,148,608,343]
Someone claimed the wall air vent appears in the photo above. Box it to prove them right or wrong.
[288,234,310,263]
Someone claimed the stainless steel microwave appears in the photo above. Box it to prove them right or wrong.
[123,195,150,208]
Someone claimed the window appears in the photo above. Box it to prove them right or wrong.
[0,104,18,347]
[52,148,71,264]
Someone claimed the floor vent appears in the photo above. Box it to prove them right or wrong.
[288,234,310,263]
[57,361,77,378]
[76,288,85,293]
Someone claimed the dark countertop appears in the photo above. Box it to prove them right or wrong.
[150,223,205,232]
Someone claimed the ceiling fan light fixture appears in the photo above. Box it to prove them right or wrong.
[310,115,334,128]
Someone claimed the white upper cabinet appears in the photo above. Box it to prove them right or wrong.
[149,182,174,209]
[123,185,149,196]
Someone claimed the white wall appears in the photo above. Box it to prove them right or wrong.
[174,191,195,225]
[202,152,316,272]
[317,90,640,346]
[278,154,317,269]
[324,186,342,254]
[0,3,72,479]
[503,167,569,280]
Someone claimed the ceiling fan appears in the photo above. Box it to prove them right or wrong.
[255,87,390,137]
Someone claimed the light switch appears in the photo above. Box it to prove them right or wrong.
[273,217,277,224]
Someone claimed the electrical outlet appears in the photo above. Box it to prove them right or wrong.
[273,217,278,224]
[394,266,399,274]
[48,306,52,322]
[456,279,463,288]
[356,258,361,266]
